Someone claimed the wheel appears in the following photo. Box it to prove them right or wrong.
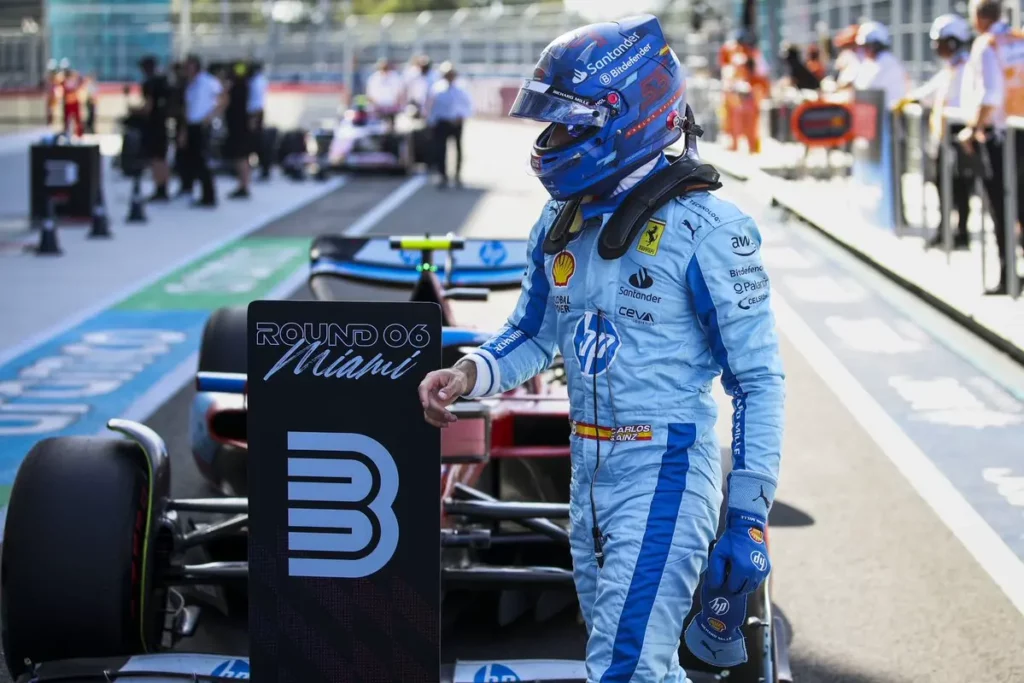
[198,306,247,374]
[1,436,161,676]
[195,306,249,495]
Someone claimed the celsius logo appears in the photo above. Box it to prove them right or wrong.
[211,659,250,679]
[574,312,621,376]
[629,267,654,289]
[572,69,588,84]
[286,432,399,578]
[709,596,730,616]
[474,663,520,682]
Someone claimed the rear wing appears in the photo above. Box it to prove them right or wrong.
[308,234,529,289]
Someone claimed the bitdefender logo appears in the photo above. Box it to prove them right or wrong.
[628,267,654,289]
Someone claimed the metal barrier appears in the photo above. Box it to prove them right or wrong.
[896,104,1024,299]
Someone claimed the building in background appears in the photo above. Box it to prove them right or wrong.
[48,0,173,81]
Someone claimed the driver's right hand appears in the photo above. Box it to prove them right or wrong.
[418,367,472,428]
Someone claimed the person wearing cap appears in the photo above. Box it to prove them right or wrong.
[832,24,861,89]
[899,14,974,250]
[366,58,405,122]
[960,0,1024,294]
[851,21,908,109]
[181,54,225,207]
[425,62,473,188]
[137,56,172,201]
[718,28,769,153]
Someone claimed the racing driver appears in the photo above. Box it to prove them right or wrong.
[419,14,784,683]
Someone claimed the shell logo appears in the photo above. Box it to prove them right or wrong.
[552,251,576,287]
[707,617,727,633]
[748,528,764,544]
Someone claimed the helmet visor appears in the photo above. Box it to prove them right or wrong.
[508,80,609,128]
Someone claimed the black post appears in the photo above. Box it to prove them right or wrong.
[88,188,112,239]
[126,174,147,223]
[35,198,62,256]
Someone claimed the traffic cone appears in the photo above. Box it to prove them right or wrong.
[35,199,61,256]
[88,191,112,239]
[126,175,147,223]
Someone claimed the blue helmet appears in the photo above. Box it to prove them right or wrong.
[508,15,687,201]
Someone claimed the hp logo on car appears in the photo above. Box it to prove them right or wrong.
[211,659,250,679]
[474,663,520,682]
[286,432,399,579]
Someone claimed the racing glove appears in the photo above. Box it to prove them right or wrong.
[684,470,775,667]
[707,469,774,595]
[683,576,749,667]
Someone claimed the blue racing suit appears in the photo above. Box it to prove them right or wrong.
[463,172,785,683]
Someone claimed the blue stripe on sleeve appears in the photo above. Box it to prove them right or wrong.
[686,256,747,469]
[600,422,695,683]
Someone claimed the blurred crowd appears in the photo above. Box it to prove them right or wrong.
[363,55,475,188]
[720,0,1024,295]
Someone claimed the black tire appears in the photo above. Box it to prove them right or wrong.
[198,306,248,374]
[1,437,159,676]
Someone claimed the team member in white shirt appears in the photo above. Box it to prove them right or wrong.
[902,14,974,249]
[852,22,909,109]
[425,62,473,188]
[247,61,271,181]
[960,0,1018,294]
[405,55,439,115]
[181,54,225,207]
[365,59,405,120]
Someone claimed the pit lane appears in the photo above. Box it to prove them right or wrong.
[38,119,1024,682]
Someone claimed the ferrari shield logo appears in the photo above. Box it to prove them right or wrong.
[636,218,665,256]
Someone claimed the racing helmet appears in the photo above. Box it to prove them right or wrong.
[855,21,892,49]
[930,14,972,55]
[509,14,687,201]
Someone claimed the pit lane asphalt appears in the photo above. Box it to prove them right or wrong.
[126,120,1024,682]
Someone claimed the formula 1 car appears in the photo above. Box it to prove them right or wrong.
[324,97,430,173]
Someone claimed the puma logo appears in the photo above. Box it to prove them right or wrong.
[753,485,770,509]
[683,219,696,238]
[702,640,722,660]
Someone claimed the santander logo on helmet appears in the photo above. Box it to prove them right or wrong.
[583,32,643,77]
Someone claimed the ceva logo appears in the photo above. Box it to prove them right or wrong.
[211,659,250,679]
[474,663,520,682]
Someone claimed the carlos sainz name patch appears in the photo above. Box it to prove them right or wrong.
[571,421,653,442]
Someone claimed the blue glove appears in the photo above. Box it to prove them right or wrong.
[683,577,749,666]
[706,470,775,595]
[683,470,776,668]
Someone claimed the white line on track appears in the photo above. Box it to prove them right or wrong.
[0,176,348,370]
[114,174,427,427]
[772,290,1024,618]
[343,174,427,236]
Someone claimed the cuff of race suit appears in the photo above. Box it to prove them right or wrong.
[683,612,748,668]
[726,469,777,516]
[463,350,500,399]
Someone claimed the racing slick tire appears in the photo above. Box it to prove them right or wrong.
[1,437,161,677]
[198,305,248,374]
[196,306,248,496]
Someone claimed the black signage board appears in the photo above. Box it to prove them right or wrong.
[791,101,854,147]
[30,143,102,221]
[247,300,442,683]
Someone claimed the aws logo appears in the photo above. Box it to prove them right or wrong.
[731,234,758,256]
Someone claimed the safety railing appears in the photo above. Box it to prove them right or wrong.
[894,104,1024,299]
